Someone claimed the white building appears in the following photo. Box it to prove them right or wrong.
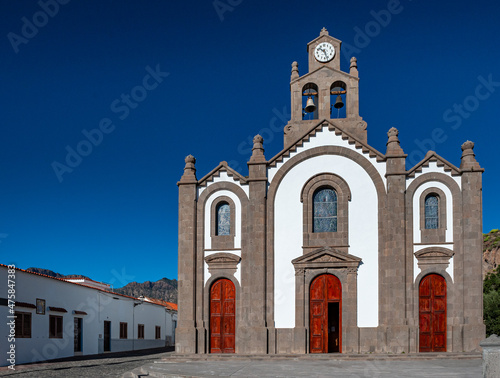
[1,264,177,366]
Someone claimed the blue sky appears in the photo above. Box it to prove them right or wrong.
[1,0,499,286]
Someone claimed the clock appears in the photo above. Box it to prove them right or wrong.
[314,42,335,63]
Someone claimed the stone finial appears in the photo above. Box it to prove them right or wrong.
[249,134,266,163]
[460,140,481,170]
[350,57,357,68]
[387,127,398,138]
[180,154,197,182]
[320,27,329,36]
[291,61,299,80]
[462,140,474,152]
[386,127,404,155]
[350,57,358,77]
[185,154,195,165]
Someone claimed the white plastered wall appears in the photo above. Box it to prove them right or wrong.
[268,125,387,189]
[203,189,243,285]
[0,267,175,366]
[198,171,250,198]
[411,180,455,281]
[273,154,380,328]
[406,162,461,190]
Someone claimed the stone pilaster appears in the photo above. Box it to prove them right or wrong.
[381,128,410,352]
[239,135,268,353]
[176,155,198,353]
[460,141,486,351]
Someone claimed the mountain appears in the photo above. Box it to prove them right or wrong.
[484,229,500,278]
[25,267,89,280]
[114,278,178,304]
[25,267,178,303]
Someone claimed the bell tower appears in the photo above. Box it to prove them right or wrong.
[285,28,366,146]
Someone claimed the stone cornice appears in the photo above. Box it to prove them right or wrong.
[406,151,461,178]
[291,65,359,85]
[292,246,362,270]
[267,119,385,168]
[197,161,248,187]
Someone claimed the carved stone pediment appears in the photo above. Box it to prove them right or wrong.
[292,247,361,270]
[314,254,342,263]
[205,252,241,274]
[414,247,454,268]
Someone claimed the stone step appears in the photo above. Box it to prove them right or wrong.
[159,352,481,362]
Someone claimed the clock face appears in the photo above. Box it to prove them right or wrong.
[314,42,335,63]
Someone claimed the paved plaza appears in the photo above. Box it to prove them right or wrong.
[133,357,482,378]
[0,351,483,378]
[0,348,171,378]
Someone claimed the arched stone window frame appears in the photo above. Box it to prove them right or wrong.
[211,196,236,249]
[301,173,351,252]
[420,187,447,243]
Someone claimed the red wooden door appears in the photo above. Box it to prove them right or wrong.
[419,274,446,352]
[210,278,235,353]
[310,274,342,353]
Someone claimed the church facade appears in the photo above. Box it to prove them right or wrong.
[176,29,485,354]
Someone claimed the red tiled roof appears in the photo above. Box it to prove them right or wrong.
[167,302,178,311]
[73,310,87,315]
[144,297,178,311]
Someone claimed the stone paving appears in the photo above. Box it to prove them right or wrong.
[0,348,172,378]
[134,358,482,377]
[0,351,483,377]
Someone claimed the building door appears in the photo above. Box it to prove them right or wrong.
[419,274,447,352]
[74,317,82,352]
[310,274,342,353]
[210,278,235,353]
[104,321,111,352]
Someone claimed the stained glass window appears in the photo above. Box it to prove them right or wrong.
[313,188,337,232]
[425,195,439,229]
[217,202,230,236]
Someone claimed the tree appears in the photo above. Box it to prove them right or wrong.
[484,266,500,336]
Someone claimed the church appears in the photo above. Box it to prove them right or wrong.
[176,29,485,354]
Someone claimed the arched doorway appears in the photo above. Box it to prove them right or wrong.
[419,273,447,352]
[210,278,235,353]
[310,274,342,353]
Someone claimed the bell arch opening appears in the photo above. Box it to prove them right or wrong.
[302,83,318,120]
[330,81,346,119]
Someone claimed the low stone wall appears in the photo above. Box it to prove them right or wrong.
[480,334,500,378]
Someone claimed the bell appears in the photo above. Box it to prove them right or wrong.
[304,96,316,113]
[334,95,344,109]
